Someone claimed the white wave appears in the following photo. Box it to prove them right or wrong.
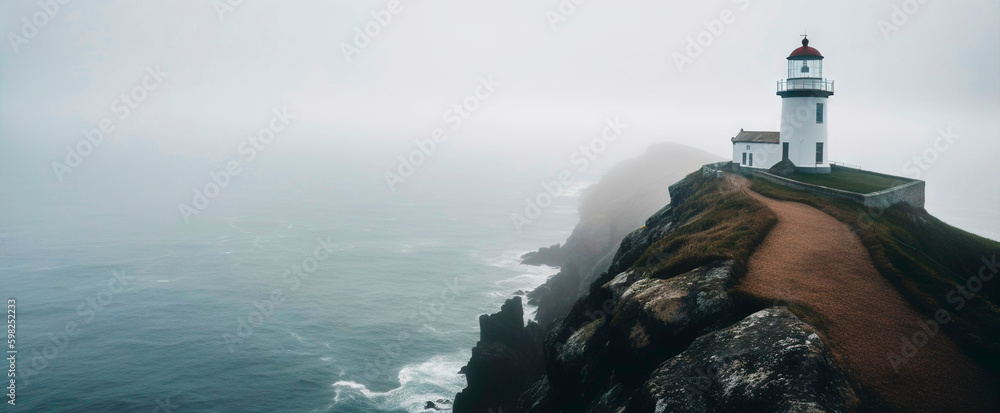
[331,352,467,412]
[562,180,594,197]
[227,216,241,230]
[421,325,455,335]
[481,249,526,269]
[483,250,559,325]
[290,331,308,345]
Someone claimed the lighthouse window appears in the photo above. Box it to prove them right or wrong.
[816,103,824,124]
[787,60,822,79]
[816,143,824,164]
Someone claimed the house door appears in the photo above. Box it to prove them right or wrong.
[782,143,789,161]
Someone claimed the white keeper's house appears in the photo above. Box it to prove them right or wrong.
[733,36,834,174]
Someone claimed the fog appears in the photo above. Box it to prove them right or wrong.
[1,0,998,237]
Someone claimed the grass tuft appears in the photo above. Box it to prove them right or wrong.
[631,172,777,280]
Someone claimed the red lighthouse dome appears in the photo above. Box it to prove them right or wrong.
[789,37,823,59]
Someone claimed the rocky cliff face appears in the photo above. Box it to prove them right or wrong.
[456,167,859,413]
[453,297,546,413]
[525,143,722,327]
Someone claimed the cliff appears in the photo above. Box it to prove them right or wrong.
[455,162,1000,412]
[525,143,721,327]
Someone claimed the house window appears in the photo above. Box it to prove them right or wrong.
[816,142,824,164]
[749,153,754,167]
[816,103,824,124]
[742,153,747,165]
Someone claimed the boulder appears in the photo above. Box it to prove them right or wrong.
[631,307,858,412]
[608,262,737,379]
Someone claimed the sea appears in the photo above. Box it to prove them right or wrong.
[0,139,598,412]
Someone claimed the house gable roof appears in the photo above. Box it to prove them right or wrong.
[732,130,780,144]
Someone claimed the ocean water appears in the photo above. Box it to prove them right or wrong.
[1,152,592,412]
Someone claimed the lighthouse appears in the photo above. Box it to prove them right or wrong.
[777,36,834,173]
[731,36,834,173]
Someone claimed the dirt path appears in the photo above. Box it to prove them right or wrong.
[730,175,997,412]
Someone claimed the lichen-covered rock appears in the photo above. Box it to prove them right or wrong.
[631,307,858,413]
[613,262,734,334]
[608,262,736,378]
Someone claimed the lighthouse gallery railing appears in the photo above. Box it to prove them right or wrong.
[777,79,834,93]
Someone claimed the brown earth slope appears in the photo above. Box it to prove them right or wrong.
[732,175,998,413]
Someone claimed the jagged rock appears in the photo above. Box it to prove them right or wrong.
[630,307,858,413]
[521,243,566,266]
[453,297,546,413]
[423,399,452,411]
[516,377,556,413]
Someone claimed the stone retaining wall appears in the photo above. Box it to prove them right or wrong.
[708,162,925,209]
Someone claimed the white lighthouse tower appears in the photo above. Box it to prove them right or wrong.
[777,36,834,173]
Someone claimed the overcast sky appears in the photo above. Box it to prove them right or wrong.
[1,0,998,235]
